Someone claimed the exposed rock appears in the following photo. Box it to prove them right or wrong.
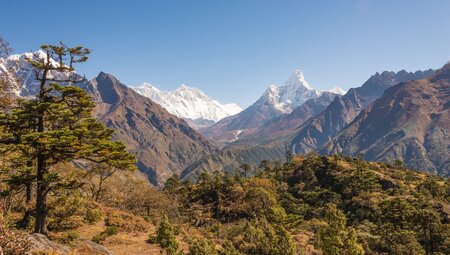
[75,240,115,255]
[29,233,71,254]
[322,64,450,176]
[88,72,219,186]
[290,69,434,155]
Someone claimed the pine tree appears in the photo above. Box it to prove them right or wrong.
[189,238,218,255]
[219,241,242,255]
[0,43,135,234]
[157,215,180,255]
[318,203,364,255]
[164,174,181,194]
[240,164,251,179]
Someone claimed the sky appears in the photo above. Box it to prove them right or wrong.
[1,0,450,107]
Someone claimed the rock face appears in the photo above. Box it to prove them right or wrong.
[75,240,115,255]
[290,69,434,154]
[0,51,219,186]
[29,234,72,254]
[321,64,450,176]
[237,92,337,145]
[29,234,114,255]
[87,72,219,186]
[133,83,242,129]
[201,70,342,144]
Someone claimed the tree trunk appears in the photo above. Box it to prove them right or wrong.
[35,158,48,235]
[34,71,48,234]
[34,110,48,234]
[19,178,33,229]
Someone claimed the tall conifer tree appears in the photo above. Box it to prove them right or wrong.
[0,43,135,234]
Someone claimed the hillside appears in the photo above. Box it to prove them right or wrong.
[2,155,449,255]
[236,92,337,145]
[88,72,219,186]
[290,69,434,155]
[201,70,341,144]
[322,63,450,177]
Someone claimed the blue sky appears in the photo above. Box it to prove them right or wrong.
[1,0,450,107]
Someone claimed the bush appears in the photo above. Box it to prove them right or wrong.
[92,226,118,243]
[156,216,180,255]
[189,238,219,255]
[61,231,80,244]
[84,208,103,224]
[147,234,157,244]
[47,194,86,231]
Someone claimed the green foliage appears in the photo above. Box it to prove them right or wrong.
[47,193,86,231]
[166,154,450,254]
[0,44,135,234]
[219,241,242,255]
[0,43,135,234]
[230,217,297,255]
[84,208,103,224]
[164,174,181,194]
[61,231,80,244]
[189,238,218,255]
[317,203,364,255]
[380,230,425,255]
[157,216,180,255]
[92,226,118,244]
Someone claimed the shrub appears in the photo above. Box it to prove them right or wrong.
[62,231,80,244]
[84,208,103,224]
[189,238,219,255]
[92,226,118,243]
[156,216,180,255]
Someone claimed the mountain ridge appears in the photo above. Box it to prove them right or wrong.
[200,70,342,144]
[133,83,242,129]
[88,72,220,185]
[321,64,449,176]
[289,69,435,154]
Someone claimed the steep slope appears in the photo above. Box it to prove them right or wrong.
[133,83,241,129]
[181,143,286,180]
[88,72,219,185]
[0,50,89,97]
[290,69,434,154]
[1,51,220,186]
[321,64,450,176]
[236,92,337,145]
[201,70,343,144]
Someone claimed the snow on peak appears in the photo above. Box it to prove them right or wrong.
[325,86,346,95]
[260,70,319,113]
[258,70,344,114]
[133,83,242,125]
[285,69,313,90]
[0,50,78,97]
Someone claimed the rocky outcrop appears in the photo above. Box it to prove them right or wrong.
[322,64,450,176]
[88,72,219,186]
[290,69,434,154]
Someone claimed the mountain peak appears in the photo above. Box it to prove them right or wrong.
[133,83,242,125]
[285,69,313,90]
[93,72,122,104]
[96,71,118,81]
[325,86,346,95]
[175,84,203,94]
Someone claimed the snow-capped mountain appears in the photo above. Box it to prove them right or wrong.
[201,70,342,143]
[258,69,343,114]
[0,50,83,97]
[133,83,242,128]
[326,86,346,95]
